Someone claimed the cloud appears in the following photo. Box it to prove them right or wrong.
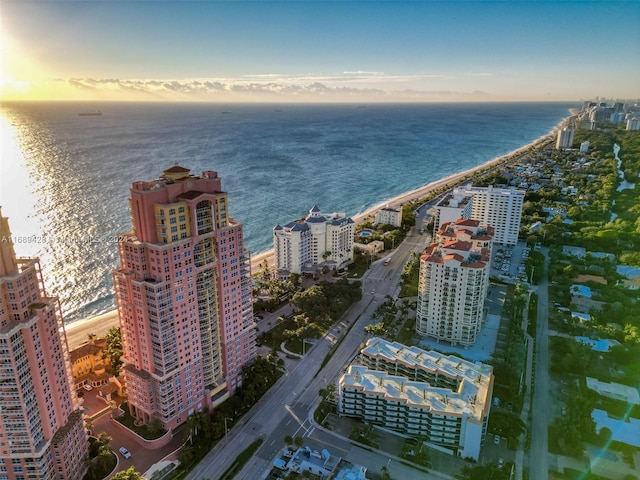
[13,74,499,102]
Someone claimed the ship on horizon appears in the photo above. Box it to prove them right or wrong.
[78,110,102,116]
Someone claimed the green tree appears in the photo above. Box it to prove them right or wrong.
[104,326,123,376]
[177,443,197,467]
[94,443,113,471]
[381,465,393,480]
[460,463,509,480]
[187,411,204,443]
[624,324,640,345]
[111,467,144,480]
[364,322,387,337]
[147,415,165,435]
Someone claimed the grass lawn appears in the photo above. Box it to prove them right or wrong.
[115,403,166,440]
[257,316,296,350]
[347,253,371,278]
[394,317,416,345]
[219,438,264,480]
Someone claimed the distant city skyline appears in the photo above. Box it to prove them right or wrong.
[1,1,639,102]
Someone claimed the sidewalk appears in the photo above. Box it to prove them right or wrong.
[308,400,457,479]
[515,289,536,480]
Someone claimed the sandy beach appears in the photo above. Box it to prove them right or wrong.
[64,119,564,350]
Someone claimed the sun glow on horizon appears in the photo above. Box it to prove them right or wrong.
[0,26,81,101]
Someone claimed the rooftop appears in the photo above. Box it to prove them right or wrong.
[342,365,487,420]
[352,337,493,419]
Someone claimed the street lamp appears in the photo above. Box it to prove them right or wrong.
[224,417,234,439]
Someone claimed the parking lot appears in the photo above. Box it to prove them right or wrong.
[491,242,532,283]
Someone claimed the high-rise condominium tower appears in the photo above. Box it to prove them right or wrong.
[452,185,524,246]
[0,209,88,480]
[113,166,256,431]
[416,219,493,346]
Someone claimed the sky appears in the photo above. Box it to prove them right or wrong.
[1,1,639,103]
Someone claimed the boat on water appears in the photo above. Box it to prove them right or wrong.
[78,110,102,116]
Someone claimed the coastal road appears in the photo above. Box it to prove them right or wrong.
[529,247,550,480]
[187,227,425,480]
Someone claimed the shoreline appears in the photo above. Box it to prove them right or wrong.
[64,116,568,349]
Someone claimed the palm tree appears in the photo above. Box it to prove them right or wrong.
[284,434,293,446]
[178,443,197,468]
[187,411,204,442]
[94,444,113,472]
[146,415,164,436]
[293,435,304,449]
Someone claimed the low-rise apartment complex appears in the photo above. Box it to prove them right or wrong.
[374,206,402,227]
[338,338,493,461]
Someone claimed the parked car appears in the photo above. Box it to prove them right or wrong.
[494,435,500,445]
[83,384,93,391]
[498,458,504,469]
[119,447,132,459]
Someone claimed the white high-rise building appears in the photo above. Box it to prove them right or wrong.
[453,185,524,246]
[338,338,494,461]
[580,140,590,153]
[556,127,575,149]
[416,219,493,346]
[433,191,474,231]
[374,206,402,227]
[273,205,354,275]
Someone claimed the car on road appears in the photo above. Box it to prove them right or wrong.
[119,446,132,459]
[82,384,93,391]
[494,435,500,445]
[498,458,504,468]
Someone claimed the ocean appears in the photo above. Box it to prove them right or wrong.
[0,101,576,324]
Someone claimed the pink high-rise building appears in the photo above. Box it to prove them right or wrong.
[113,165,256,431]
[0,209,88,480]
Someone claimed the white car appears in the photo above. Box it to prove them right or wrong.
[83,384,93,391]
[498,458,504,469]
[494,435,500,445]
[119,447,132,459]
